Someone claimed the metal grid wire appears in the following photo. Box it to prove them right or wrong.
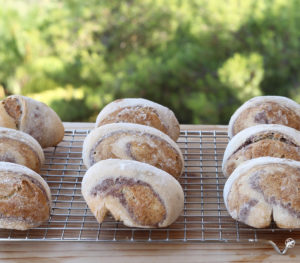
[0,128,299,244]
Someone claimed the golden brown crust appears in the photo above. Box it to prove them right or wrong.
[233,102,300,136]
[0,138,41,172]
[90,130,183,179]
[0,171,50,230]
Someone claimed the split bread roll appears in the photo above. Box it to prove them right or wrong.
[228,96,300,138]
[223,157,300,228]
[222,124,300,177]
[95,98,180,141]
[0,162,51,230]
[0,127,44,173]
[0,95,64,148]
[82,159,184,228]
[82,123,184,179]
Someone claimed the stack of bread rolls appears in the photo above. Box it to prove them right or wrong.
[0,95,64,230]
[222,96,300,228]
[81,98,184,228]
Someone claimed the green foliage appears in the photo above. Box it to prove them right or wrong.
[0,0,299,124]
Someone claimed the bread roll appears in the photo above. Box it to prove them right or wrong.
[0,162,51,230]
[82,123,184,179]
[82,159,184,228]
[228,96,300,138]
[0,95,64,148]
[0,127,44,173]
[223,157,300,228]
[95,98,180,141]
[222,124,300,177]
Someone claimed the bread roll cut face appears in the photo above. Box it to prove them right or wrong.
[222,124,300,177]
[224,157,300,228]
[228,96,300,138]
[0,95,64,148]
[82,159,184,228]
[95,98,180,141]
[82,123,184,179]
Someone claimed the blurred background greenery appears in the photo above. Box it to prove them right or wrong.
[0,0,299,124]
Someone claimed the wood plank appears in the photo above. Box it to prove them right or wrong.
[0,242,299,262]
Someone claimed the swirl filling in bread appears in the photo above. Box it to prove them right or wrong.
[224,158,300,228]
[233,102,300,136]
[81,159,184,228]
[228,96,300,138]
[90,177,166,227]
[223,131,300,177]
[89,130,182,179]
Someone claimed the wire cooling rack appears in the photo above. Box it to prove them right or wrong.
[0,128,298,254]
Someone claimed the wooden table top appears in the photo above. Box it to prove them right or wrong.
[0,123,299,262]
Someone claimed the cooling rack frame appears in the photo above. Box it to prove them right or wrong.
[0,128,297,255]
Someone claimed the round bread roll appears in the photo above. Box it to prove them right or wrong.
[82,123,184,179]
[82,159,184,228]
[222,124,300,177]
[0,95,64,148]
[95,98,180,141]
[0,127,44,173]
[228,96,300,138]
[0,162,51,230]
[223,157,300,229]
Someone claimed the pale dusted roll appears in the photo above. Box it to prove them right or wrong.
[82,159,184,228]
[0,162,51,230]
[82,123,184,179]
[222,124,300,177]
[95,98,180,141]
[0,127,44,173]
[223,157,300,229]
[228,96,300,138]
[0,95,64,148]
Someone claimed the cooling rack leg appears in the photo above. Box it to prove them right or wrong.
[249,238,295,255]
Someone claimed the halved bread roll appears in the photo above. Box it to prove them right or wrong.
[0,162,51,230]
[0,127,44,172]
[228,96,300,138]
[222,124,300,177]
[81,159,184,228]
[95,98,180,141]
[0,95,64,148]
[82,123,184,179]
[223,157,300,228]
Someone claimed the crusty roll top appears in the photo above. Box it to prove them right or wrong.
[82,159,184,228]
[0,95,64,148]
[222,124,300,177]
[224,157,300,228]
[228,96,300,138]
[95,98,180,141]
[0,162,51,230]
[83,123,184,179]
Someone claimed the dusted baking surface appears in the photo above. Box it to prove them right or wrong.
[0,124,299,255]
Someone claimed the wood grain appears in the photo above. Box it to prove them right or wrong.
[0,123,299,262]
